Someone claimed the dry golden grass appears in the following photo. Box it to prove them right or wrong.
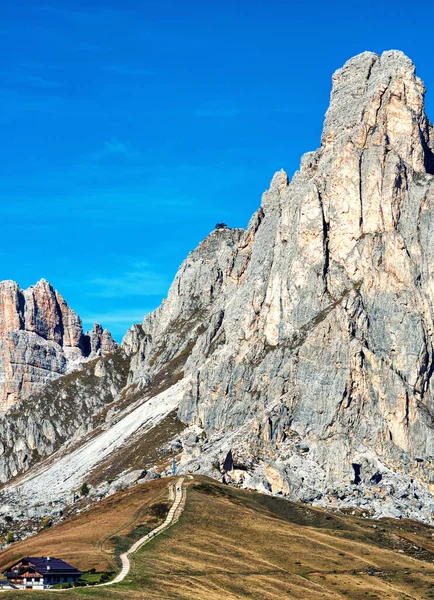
[0,477,170,574]
[3,477,434,599]
[126,480,434,599]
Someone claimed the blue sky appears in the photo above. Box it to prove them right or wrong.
[1,0,433,340]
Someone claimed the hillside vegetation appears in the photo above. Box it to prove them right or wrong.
[2,477,434,598]
[0,478,170,574]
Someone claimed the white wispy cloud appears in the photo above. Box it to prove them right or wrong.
[91,137,142,160]
[104,138,136,156]
[87,261,169,298]
[81,310,147,326]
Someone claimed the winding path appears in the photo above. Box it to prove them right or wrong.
[101,477,185,586]
[0,478,186,593]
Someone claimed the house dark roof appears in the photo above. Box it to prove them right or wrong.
[4,557,82,576]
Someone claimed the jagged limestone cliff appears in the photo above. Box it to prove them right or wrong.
[0,279,117,409]
[2,50,434,524]
[121,50,434,518]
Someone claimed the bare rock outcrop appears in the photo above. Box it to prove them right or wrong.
[84,323,118,357]
[0,279,117,409]
[119,51,434,519]
[3,50,434,524]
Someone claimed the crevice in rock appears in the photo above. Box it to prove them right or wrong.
[391,159,407,228]
[424,145,434,175]
[17,290,25,331]
[365,57,377,88]
[53,295,64,348]
[358,152,364,230]
[81,334,91,357]
[352,463,361,485]
[405,391,410,429]
[222,450,233,472]
[196,371,201,404]
[317,187,330,292]
[370,471,382,484]
[415,189,429,251]
[421,130,434,175]
[206,310,225,358]
[367,83,389,139]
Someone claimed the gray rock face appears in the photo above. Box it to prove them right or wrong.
[120,51,434,519]
[3,50,434,524]
[0,279,117,409]
[0,349,130,482]
[123,227,247,387]
[85,322,118,357]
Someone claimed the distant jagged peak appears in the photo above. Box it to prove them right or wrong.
[28,277,54,290]
[84,322,118,357]
[0,277,117,408]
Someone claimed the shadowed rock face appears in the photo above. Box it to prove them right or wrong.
[0,279,117,409]
[120,51,434,519]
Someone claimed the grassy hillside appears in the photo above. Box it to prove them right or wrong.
[0,478,171,573]
[2,477,434,598]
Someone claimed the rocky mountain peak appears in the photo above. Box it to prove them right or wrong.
[294,49,434,267]
[117,50,434,521]
[323,50,428,166]
[3,51,434,525]
[0,279,117,409]
[84,322,118,356]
